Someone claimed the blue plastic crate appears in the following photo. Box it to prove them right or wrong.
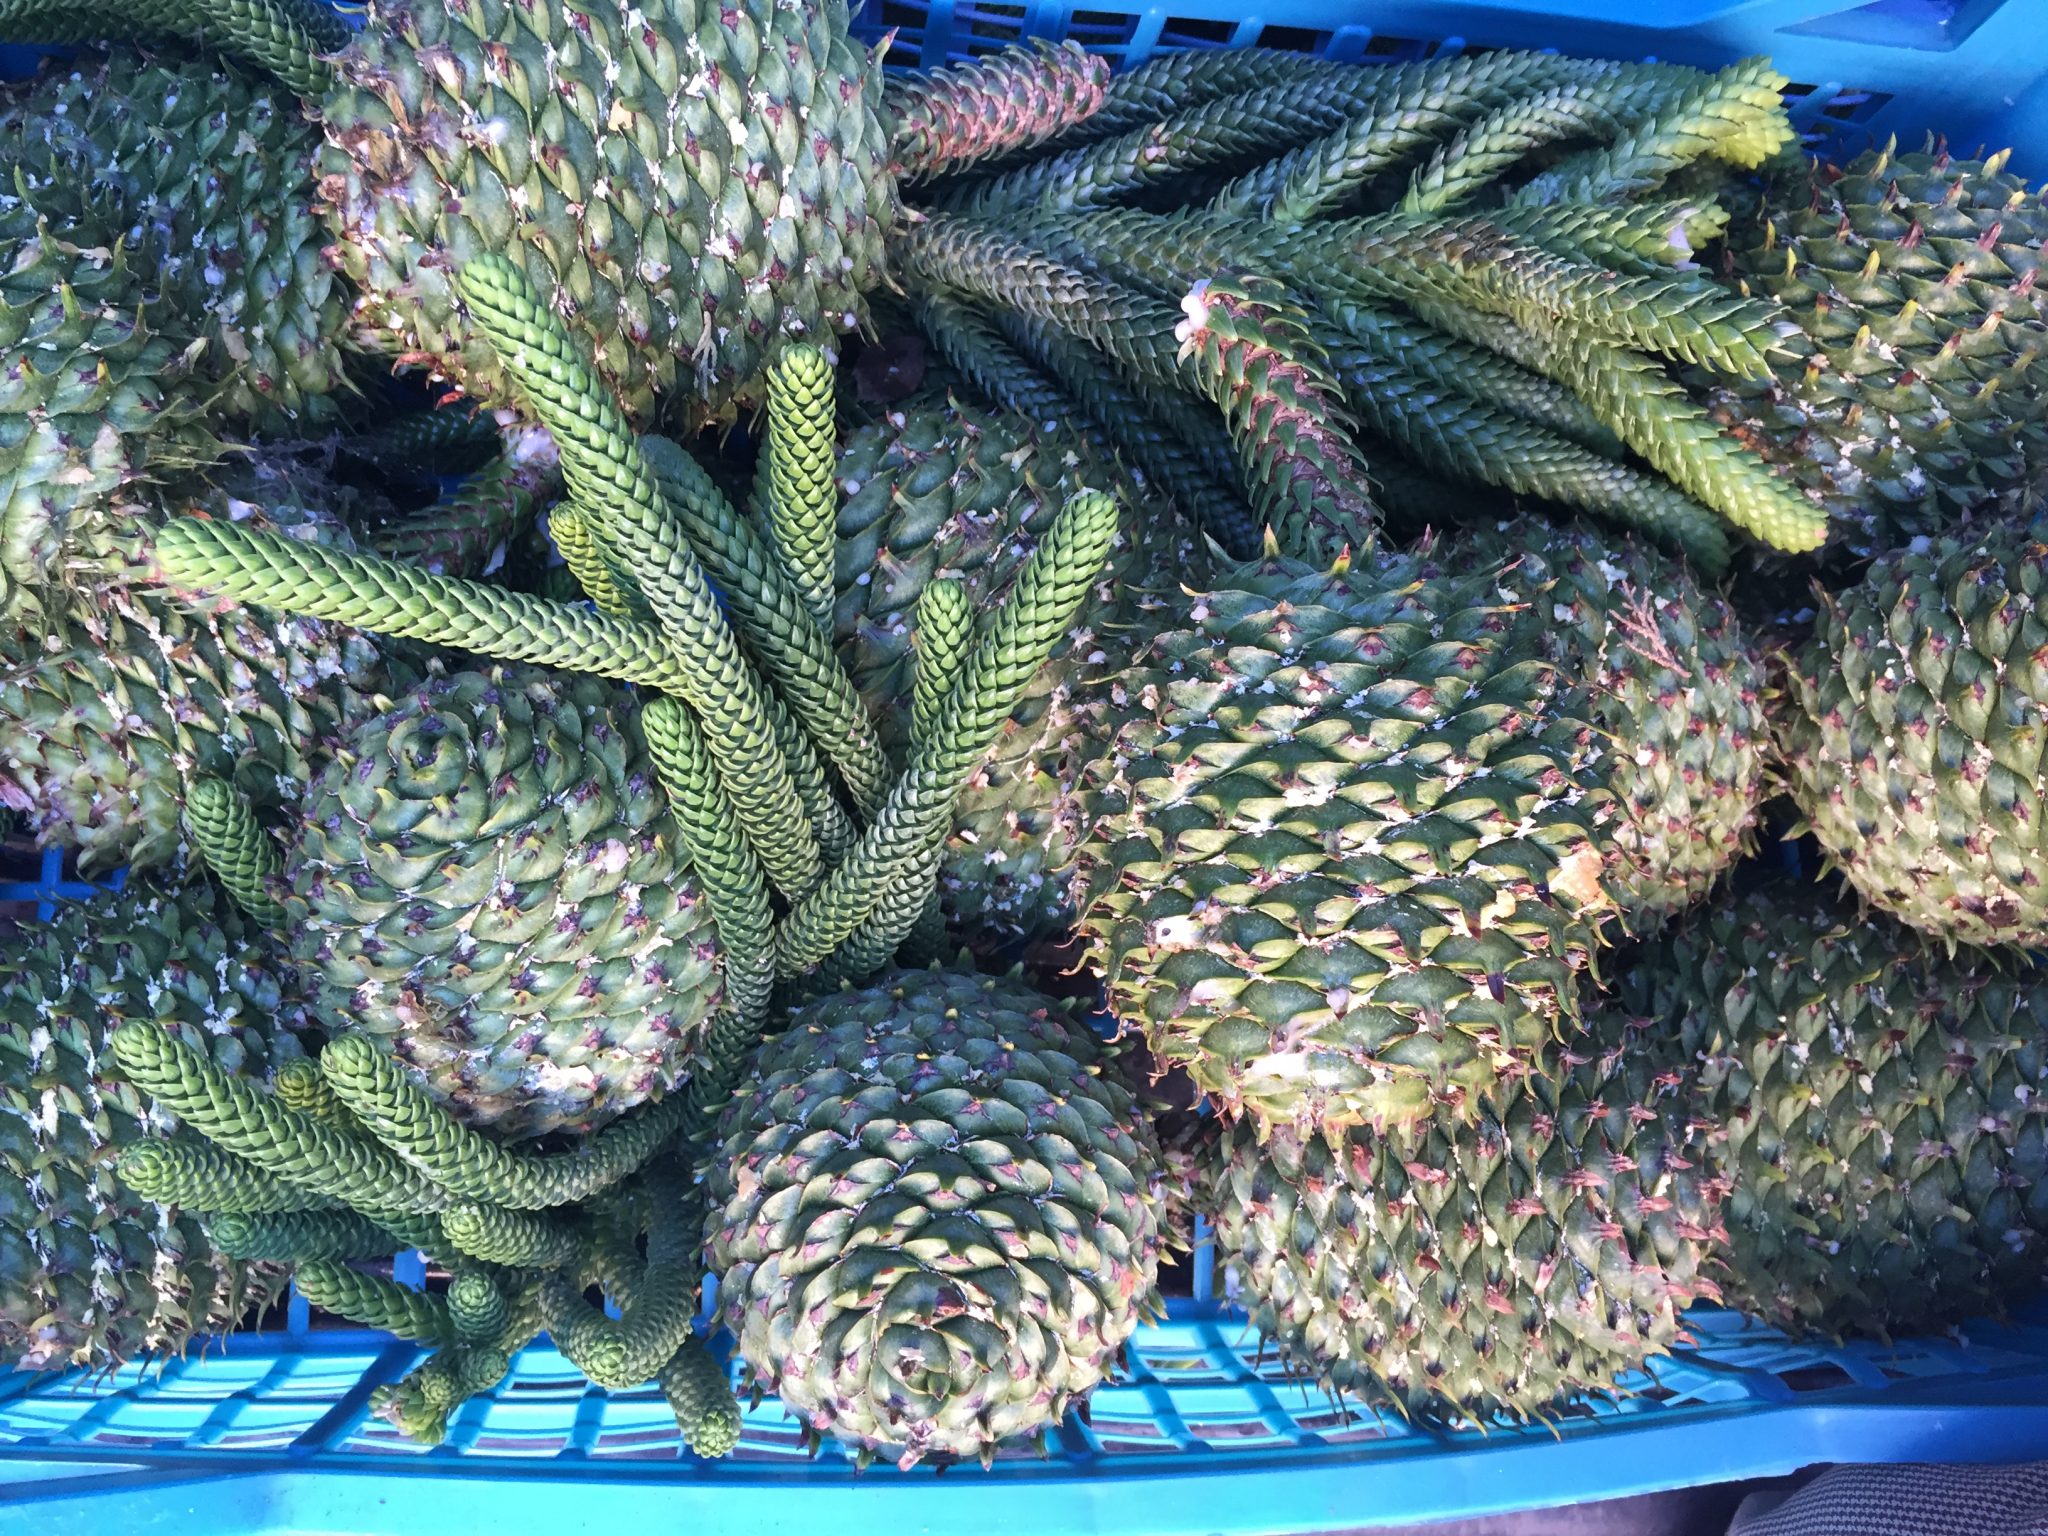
[11,0,2048,1526]
[853,0,2048,157]
[0,845,124,922]
[7,1287,2048,1531]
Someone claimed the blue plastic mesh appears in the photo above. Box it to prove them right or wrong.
[8,1298,2048,1529]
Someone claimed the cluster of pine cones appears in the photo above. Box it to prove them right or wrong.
[5,0,2048,1473]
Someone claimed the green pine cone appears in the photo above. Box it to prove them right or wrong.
[885,41,1108,182]
[319,0,888,426]
[142,516,708,697]
[0,568,390,877]
[288,669,723,1140]
[705,966,1165,1469]
[0,50,348,430]
[760,344,841,635]
[896,579,977,965]
[1398,295,1825,553]
[1461,518,1766,919]
[2,883,304,1369]
[117,1138,336,1216]
[893,215,1373,559]
[1085,48,1351,138]
[207,1210,402,1264]
[1211,50,1618,221]
[1400,74,1679,213]
[1206,1023,1724,1424]
[1607,887,2048,1338]
[776,488,1124,973]
[542,504,636,618]
[1319,334,1730,571]
[294,1260,456,1345]
[447,1272,509,1346]
[638,434,892,817]
[909,288,1076,427]
[1709,139,2048,558]
[1775,514,2048,945]
[1076,541,1612,1137]
[660,1338,743,1458]
[336,410,504,483]
[184,779,287,926]
[988,308,1263,557]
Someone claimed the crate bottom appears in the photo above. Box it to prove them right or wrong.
[7,1304,2048,1533]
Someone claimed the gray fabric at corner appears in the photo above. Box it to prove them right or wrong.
[1729,1463,2048,1536]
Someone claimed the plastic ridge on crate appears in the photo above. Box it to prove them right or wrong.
[5,1285,2048,1534]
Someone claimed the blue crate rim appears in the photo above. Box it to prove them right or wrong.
[8,1281,2048,1531]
